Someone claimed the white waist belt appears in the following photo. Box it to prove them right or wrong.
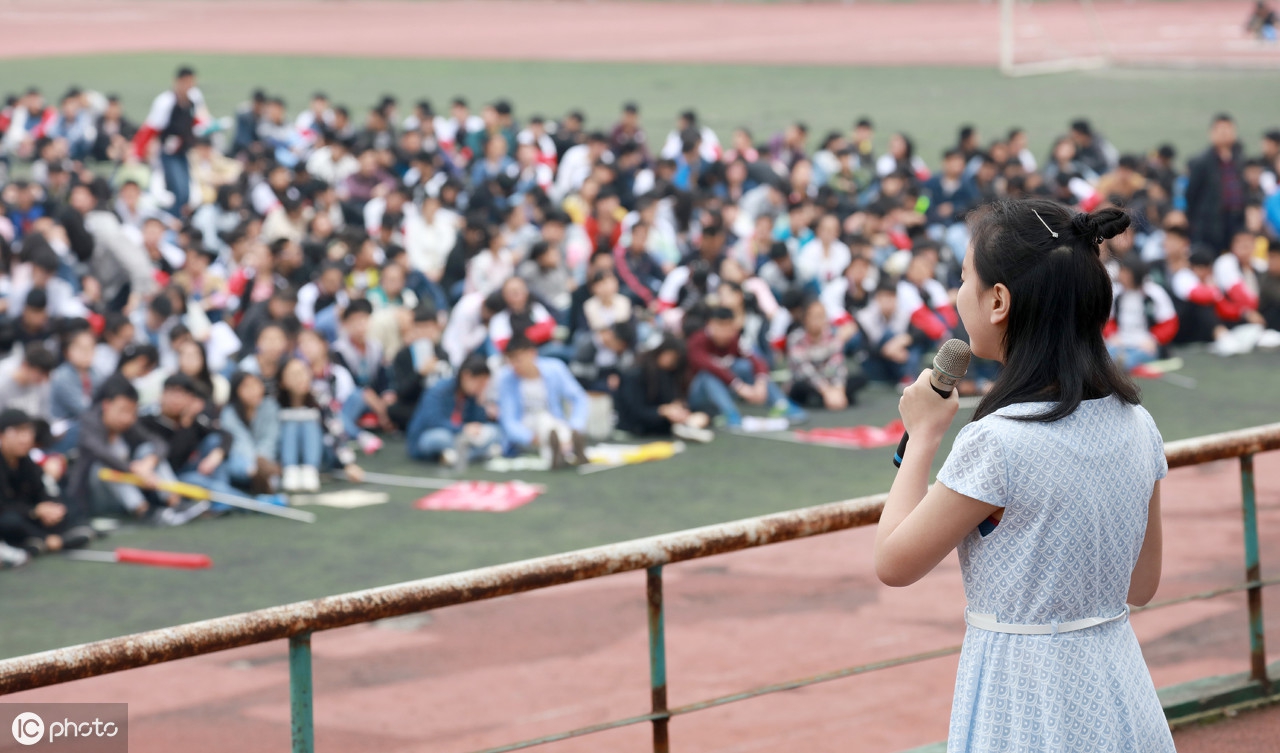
[964,605,1130,636]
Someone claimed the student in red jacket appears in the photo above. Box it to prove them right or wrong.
[896,243,959,380]
[686,307,806,428]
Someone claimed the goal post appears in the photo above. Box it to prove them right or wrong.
[999,0,1111,77]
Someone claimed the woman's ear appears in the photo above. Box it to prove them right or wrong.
[989,282,1011,327]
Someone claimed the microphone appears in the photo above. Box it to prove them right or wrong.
[892,338,971,468]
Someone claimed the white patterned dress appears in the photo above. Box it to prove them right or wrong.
[936,396,1175,753]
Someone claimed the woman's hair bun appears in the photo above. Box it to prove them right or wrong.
[1071,208,1130,243]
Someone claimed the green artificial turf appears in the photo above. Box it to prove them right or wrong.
[2,348,1277,659]
[3,54,1280,167]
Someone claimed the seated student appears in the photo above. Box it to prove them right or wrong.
[1170,246,1258,343]
[109,342,163,409]
[237,288,299,358]
[1104,255,1179,370]
[141,374,286,515]
[367,257,419,311]
[276,358,326,493]
[5,287,60,356]
[613,222,664,309]
[131,293,178,367]
[50,328,99,450]
[820,255,878,347]
[63,375,175,520]
[220,371,282,495]
[92,312,136,381]
[614,335,713,443]
[331,299,393,451]
[388,304,450,431]
[406,353,500,468]
[175,339,230,406]
[296,261,349,331]
[488,276,560,356]
[796,213,851,289]
[895,243,958,378]
[441,290,500,368]
[855,279,915,385]
[0,345,57,420]
[0,409,94,557]
[295,329,364,480]
[9,237,88,321]
[1213,230,1265,321]
[518,240,575,318]
[786,297,865,411]
[758,242,801,303]
[496,334,591,468]
[581,266,632,336]
[686,307,807,428]
[1172,244,1228,343]
[236,321,289,397]
[713,276,772,366]
[571,320,637,392]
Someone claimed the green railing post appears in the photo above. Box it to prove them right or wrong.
[290,633,315,753]
[646,566,670,753]
[1240,455,1270,691]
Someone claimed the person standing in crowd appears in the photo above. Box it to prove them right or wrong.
[1186,114,1246,253]
[132,66,211,214]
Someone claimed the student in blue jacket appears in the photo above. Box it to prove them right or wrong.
[405,354,498,469]
[497,334,590,469]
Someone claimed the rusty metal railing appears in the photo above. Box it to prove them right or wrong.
[0,422,1277,752]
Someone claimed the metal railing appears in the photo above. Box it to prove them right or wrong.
[1,423,1278,752]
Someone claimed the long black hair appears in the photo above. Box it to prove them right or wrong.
[639,335,687,404]
[968,198,1140,423]
[228,370,265,426]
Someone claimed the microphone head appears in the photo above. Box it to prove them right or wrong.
[930,339,972,395]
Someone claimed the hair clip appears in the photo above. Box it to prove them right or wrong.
[1033,210,1059,239]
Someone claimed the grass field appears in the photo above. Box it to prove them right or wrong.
[3,346,1278,659]
[5,54,1280,167]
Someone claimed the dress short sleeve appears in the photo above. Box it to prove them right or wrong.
[937,420,1008,508]
[1138,406,1168,482]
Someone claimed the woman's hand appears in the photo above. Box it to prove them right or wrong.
[898,369,959,444]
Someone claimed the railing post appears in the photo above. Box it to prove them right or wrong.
[1240,455,1270,690]
[646,566,670,753]
[290,633,315,753]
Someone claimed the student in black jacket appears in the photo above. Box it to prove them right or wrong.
[614,335,713,443]
[63,375,173,520]
[0,409,94,556]
[388,304,451,430]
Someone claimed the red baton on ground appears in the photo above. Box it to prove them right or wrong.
[67,548,213,569]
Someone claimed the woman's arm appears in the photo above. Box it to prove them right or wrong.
[874,370,999,587]
[1128,482,1163,606]
[875,440,998,587]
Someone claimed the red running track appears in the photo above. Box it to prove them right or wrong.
[0,1,1276,67]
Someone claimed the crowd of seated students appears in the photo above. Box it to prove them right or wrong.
[2,67,1279,568]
